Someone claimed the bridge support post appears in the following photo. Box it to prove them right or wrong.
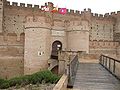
[58,60,65,75]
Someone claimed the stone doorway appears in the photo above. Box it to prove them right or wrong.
[51,41,62,59]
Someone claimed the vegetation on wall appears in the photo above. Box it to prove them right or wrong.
[0,70,60,89]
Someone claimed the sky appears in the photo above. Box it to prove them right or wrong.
[8,0,120,14]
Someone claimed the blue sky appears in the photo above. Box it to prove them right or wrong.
[8,0,120,14]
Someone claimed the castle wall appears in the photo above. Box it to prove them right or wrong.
[0,33,24,79]
[3,1,46,36]
[4,3,37,34]
[0,2,28,79]
[89,41,119,56]
[0,0,120,79]
[90,17,114,41]
[1,2,45,78]
[113,13,120,41]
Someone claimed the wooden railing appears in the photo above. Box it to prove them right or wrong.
[58,51,79,88]
[99,55,120,80]
[67,54,79,88]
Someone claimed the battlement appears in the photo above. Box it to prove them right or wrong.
[92,13,115,20]
[65,8,91,15]
[109,11,120,16]
[104,13,109,17]
[92,13,104,19]
[83,8,91,12]
[4,0,90,16]
[111,12,116,15]
[20,3,25,7]
[48,2,53,7]
[5,1,10,5]
[4,0,120,19]
[12,2,18,6]
[5,0,41,9]
[117,11,120,15]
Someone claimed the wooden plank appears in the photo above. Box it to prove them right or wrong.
[73,63,120,90]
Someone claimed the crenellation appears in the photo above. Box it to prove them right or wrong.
[34,5,39,9]
[99,14,103,18]
[91,13,93,16]
[93,13,99,18]
[82,8,91,13]
[66,9,69,14]
[41,5,44,9]
[48,2,53,7]
[84,8,86,11]
[70,9,74,14]
[95,13,98,17]
[88,8,91,12]
[111,12,116,16]
[5,1,10,6]
[104,13,109,17]
[45,3,47,6]
[12,2,18,6]
[27,4,32,8]
[81,11,84,15]
[75,10,80,14]
[117,11,120,15]
[20,3,25,7]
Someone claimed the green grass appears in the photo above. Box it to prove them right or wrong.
[0,70,60,89]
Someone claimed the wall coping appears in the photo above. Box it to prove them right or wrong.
[53,74,68,90]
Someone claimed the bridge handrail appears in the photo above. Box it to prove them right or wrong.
[99,54,120,80]
[67,54,79,88]
[101,55,120,63]
[58,51,79,88]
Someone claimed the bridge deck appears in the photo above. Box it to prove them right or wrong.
[73,63,120,90]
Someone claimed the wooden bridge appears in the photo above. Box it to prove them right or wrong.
[73,55,120,90]
[52,51,120,90]
[73,63,120,90]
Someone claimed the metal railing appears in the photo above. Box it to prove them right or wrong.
[99,54,120,80]
[67,55,79,88]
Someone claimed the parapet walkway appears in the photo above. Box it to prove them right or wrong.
[73,63,120,90]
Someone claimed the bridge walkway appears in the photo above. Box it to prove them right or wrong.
[73,63,120,90]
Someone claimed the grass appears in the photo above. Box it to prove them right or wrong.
[0,70,60,89]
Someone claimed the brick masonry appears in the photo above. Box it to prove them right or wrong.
[0,0,120,79]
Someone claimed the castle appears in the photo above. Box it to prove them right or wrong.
[0,0,120,79]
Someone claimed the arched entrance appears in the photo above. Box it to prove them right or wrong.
[51,41,62,59]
